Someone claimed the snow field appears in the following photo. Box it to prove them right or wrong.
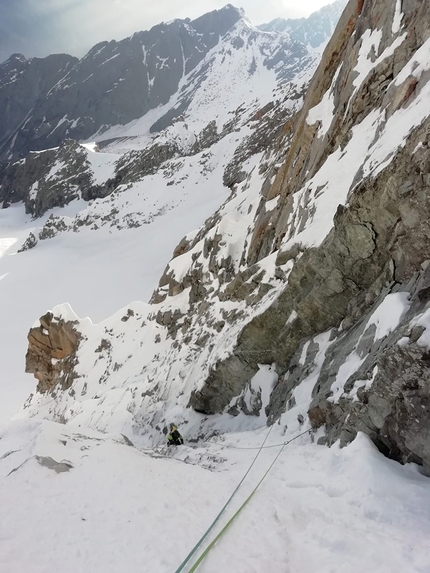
[0,420,429,573]
[0,120,255,422]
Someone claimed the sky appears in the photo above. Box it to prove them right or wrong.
[0,0,337,63]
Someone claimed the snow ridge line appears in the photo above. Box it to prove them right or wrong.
[175,428,311,573]
[174,425,274,573]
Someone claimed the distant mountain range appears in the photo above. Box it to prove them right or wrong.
[0,1,347,162]
[259,0,347,46]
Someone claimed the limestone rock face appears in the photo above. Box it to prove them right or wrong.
[267,262,430,473]
[184,0,430,469]
[26,312,81,394]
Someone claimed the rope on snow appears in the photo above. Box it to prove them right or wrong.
[173,427,311,573]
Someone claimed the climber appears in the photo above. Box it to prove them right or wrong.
[167,423,184,446]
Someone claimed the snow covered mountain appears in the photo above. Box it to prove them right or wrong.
[0,4,240,160]
[1,0,430,571]
[0,3,329,162]
[10,0,429,468]
[259,0,348,47]
[0,2,338,420]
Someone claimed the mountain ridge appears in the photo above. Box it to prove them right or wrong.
[0,3,345,162]
[259,0,348,47]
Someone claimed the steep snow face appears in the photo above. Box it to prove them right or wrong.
[1,420,429,573]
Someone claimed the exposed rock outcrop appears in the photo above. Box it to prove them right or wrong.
[187,0,430,469]
[267,261,430,474]
[26,312,81,393]
[0,139,108,217]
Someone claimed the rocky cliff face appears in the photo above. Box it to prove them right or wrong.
[26,312,81,394]
[22,0,430,473]
[195,0,430,468]
[188,0,430,467]
[0,53,78,160]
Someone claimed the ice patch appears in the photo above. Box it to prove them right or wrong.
[329,351,366,403]
[345,365,379,402]
[395,37,430,86]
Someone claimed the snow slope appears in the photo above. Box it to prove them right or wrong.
[91,16,317,152]
[0,420,429,573]
[0,144,231,421]
[0,8,316,423]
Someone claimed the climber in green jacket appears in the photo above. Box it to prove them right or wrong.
[167,423,184,446]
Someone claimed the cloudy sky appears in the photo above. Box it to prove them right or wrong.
[0,0,336,63]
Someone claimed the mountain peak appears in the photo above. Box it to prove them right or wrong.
[259,0,348,47]
[8,53,26,62]
[190,3,243,34]
[219,4,244,17]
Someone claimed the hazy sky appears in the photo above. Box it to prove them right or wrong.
[0,0,336,63]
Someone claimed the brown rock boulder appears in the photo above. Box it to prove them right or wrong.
[26,312,81,393]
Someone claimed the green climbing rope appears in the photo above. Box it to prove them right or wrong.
[174,428,311,573]
[173,425,274,573]
[188,444,285,571]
